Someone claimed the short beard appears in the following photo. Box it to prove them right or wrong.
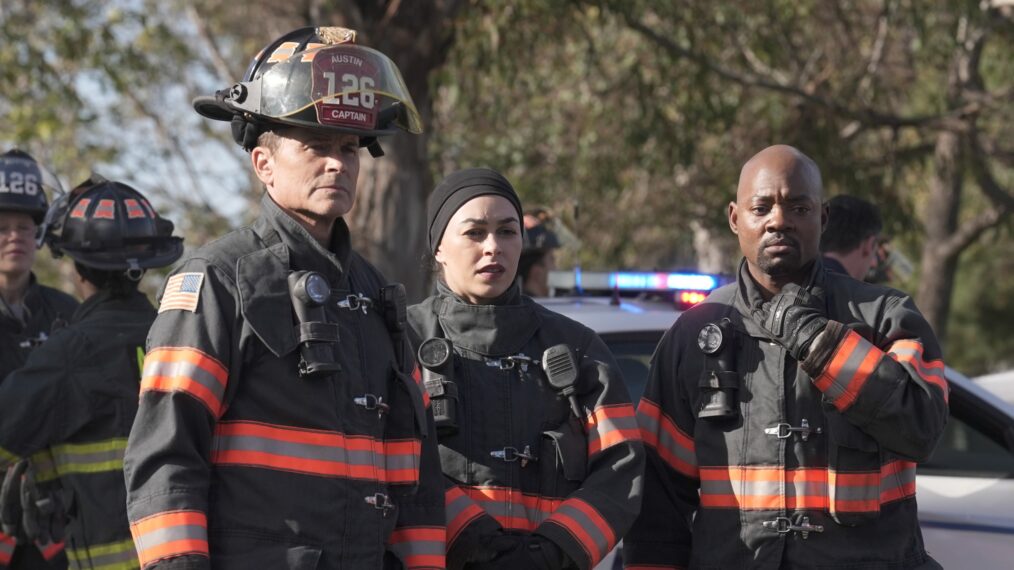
[756,248,802,277]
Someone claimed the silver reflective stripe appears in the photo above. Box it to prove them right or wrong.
[134,524,206,556]
[636,410,697,471]
[824,336,879,402]
[67,538,139,570]
[143,358,225,403]
[547,501,610,560]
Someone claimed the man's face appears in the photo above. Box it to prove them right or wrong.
[252,128,361,225]
[729,161,826,282]
[0,211,37,278]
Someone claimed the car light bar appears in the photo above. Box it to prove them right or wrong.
[549,269,721,293]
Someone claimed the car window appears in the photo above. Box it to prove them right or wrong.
[920,390,1014,477]
[601,332,663,403]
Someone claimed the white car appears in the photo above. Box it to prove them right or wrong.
[974,369,1014,406]
[541,271,1014,569]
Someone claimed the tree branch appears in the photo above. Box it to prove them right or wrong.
[185,2,237,85]
[937,206,1005,259]
[622,13,975,132]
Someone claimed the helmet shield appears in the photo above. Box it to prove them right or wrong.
[0,150,62,223]
[234,43,421,136]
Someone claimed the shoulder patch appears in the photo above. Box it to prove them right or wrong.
[159,272,205,313]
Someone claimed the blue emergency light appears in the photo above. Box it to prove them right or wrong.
[607,272,719,292]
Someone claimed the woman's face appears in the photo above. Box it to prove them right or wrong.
[435,195,522,304]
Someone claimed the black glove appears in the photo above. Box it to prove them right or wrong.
[0,461,28,538]
[465,532,524,566]
[484,535,569,570]
[752,283,827,362]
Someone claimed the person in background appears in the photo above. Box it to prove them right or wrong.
[0,149,76,570]
[819,194,883,281]
[0,175,182,570]
[518,208,561,298]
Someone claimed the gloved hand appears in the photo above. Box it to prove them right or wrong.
[484,534,570,570]
[0,461,28,538]
[19,462,67,544]
[752,283,827,362]
[463,531,524,567]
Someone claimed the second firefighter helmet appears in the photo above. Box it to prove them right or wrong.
[0,149,63,224]
[44,174,183,271]
[193,26,421,154]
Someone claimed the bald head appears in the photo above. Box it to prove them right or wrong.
[737,145,823,202]
[729,145,828,295]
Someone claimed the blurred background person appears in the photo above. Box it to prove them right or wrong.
[0,149,76,570]
[518,208,561,298]
[819,194,883,281]
[0,175,182,570]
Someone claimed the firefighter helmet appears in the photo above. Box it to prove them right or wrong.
[45,174,183,271]
[0,150,62,224]
[193,26,421,155]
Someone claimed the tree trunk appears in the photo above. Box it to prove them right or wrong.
[353,130,432,301]
[343,1,461,302]
[916,130,963,345]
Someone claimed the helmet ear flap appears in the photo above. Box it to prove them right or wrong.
[231,116,262,152]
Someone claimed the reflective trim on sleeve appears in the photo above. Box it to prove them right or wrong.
[636,399,698,478]
[460,486,563,531]
[813,330,882,412]
[586,403,641,456]
[67,537,139,570]
[0,533,16,565]
[542,497,617,568]
[387,526,446,569]
[211,421,421,484]
[36,539,64,561]
[129,510,208,568]
[50,438,127,476]
[141,347,228,417]
[887,339,949,403]
[445,486,488,546]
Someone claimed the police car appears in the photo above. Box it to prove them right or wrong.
[543,270,1014,569]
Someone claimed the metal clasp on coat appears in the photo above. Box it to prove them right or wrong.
[18,332,47,349]
[762,515,824,539]
[337,293,373,314]
[764,419,822,441]
[484,353,533,372]
[353,393,390,419]
[364,493,395,517]
[490,445,538,468]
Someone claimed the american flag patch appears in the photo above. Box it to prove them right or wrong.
[158,272,205,313]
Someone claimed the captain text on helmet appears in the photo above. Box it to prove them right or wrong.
[122,27,445,570]
[0,175,182,570]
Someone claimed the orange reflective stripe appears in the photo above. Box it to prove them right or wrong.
[130,510,208,567]
[388,527,445,569]
[461,486,564,531]
[544,497,616,567]
[699,461,916,512]
[141,347,228,417]
[35,539,63,561]
[212,421,421,484]
[586,404,641,456]
[0,532,15,565]
[636,399,698,478]
[887,340,949,402]
[445,486,487,546]
[411,365,430,408]
[814,330,882,412]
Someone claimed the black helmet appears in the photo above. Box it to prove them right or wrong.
[44,174,183,271]
[522,222,561,252]
[0,149,62,224]
[193,26,421,156]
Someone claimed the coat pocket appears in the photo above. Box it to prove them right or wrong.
[825,411,882,527]
[540,419,588,498]
[211,530,323,570]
